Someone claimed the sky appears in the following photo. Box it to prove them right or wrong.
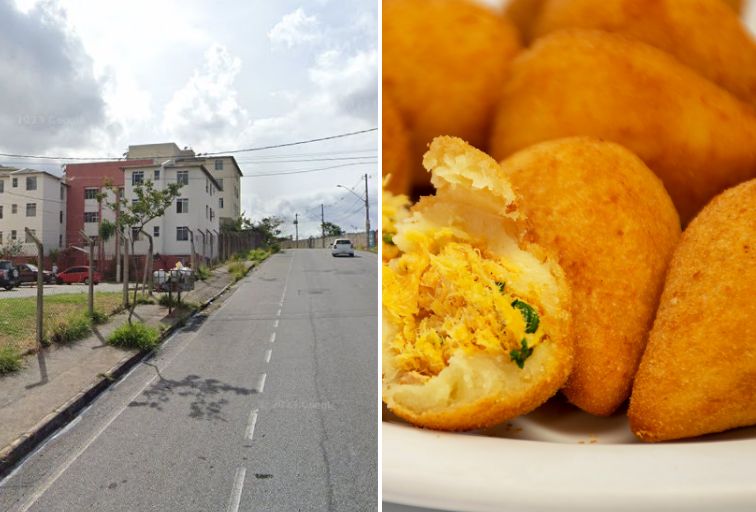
[0,0,379,238]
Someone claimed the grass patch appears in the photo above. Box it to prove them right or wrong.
[0,345,22,374]
[107,322,160,351]
[89,310,109,325]
[196,265,211,281]
[0,292,122,354]
[47,314,92,345]
[248,248,270,262]
[228,261,247,281]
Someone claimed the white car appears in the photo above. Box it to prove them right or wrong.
[331,239,355,257]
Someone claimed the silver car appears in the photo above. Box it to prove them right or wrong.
[331,239,354,257]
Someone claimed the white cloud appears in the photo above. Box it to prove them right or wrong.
[162,44,247,149]
[309,48,378,123]
[268,8,321,48]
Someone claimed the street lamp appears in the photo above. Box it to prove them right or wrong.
[337,174,371,249]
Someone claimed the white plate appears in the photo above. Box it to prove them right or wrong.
[383,398,756,512]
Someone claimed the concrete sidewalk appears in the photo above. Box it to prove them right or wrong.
[0,261,254,476]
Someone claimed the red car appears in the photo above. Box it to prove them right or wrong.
[55,266,102,285]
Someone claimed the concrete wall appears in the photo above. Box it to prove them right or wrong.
[280,231,377,250]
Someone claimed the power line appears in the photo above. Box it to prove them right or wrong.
[0,128,378,162]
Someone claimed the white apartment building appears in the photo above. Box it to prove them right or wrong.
[127,143,242,226]
[0,167,66,256]
[123,160,221,263]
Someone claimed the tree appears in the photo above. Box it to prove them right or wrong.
[108,180,183,322]
[0,240,23,260]
[252,216,284,246]
[221,212,253,233]
[321,221,345,237]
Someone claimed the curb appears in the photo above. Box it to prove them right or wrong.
[0,265,253,479]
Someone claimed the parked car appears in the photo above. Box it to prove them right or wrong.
[55,266,102,285]
[17,263,55,284]
[0,260,20,290]
[331,239,355,257]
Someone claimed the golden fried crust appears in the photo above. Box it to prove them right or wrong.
[503,0,547,43]
[721,0,744,13]
[500,137,680,415]
[383,0,521,193]
[383,94,412,195]
[489,30,756,224]
[532,0,756,106]
[628,179,756,442]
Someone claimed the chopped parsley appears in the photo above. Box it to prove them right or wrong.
[510,338,534,369]
[383,233,395,245]
[511,299,540,334]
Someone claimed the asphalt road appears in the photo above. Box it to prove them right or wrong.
[0,249,378,511]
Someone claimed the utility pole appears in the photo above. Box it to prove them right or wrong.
[364,173,371,249]
[321,204,325,248]
[294,213,299,247]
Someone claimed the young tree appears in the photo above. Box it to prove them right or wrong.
[252,216,284,246]
[108,180,183,322]
[321,221,345,237]
[0,240,23,260]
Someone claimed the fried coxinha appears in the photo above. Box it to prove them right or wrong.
[382,136,572,431]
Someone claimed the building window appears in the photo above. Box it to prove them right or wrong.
[84,187,98,200]
[176,170,188,186]
[176,198,189,213]
[26,176,37,190]
[0,232,3,244]
[84,211,99,223]
[60,184,65,200]
[12,178,17,188]
[219,197,224,208]
[0,180,4,193]
[11,204,17,214]
[210,208,214,221]
[153,226,160,238]
[154,169,160,180]
[205,178,209,194]
[214,159,223,170]
[205,205,208,218]
[176,226,189,241]
[25,229,36,243]
[60,211,63,223]
[59,234,62,247]
[26,203,36,217]
[132,170,144,186]
[11,230,16,241]
[118,187,125,198]
[0,206,3,219]
[217,178,223,191]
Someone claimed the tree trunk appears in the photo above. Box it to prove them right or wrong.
[122,232,129,310]
[129,237,138,324]
[142,231,154,296]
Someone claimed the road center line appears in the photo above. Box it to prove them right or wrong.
[264,349,272,363]
[245,409,259,441]
[226,467,246,512]
[269,332,276,343]
[256,373,267,393]
[273,319,279,329]
[276,308,281,317]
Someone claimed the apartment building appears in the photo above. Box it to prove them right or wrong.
[123,159,221,268]
[0,167,66,256]
[127,143,242,226]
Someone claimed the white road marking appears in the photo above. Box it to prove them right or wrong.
[269,332,276,344]
[245,409,259,441]
[226,467,247,512]
[256,373,267,393]
[264,349,272,364]
[276,308,281,317]
[273,319,279,329]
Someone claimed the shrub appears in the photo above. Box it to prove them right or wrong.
[48,315,92,345]
[90,310,109,325]
[248,249,270,262]
[0,346,23,374]
[228,261,247,281]
[134,295,155,305]
[107,323,160,350]
[196,266,211,281]
[158,294,179,308]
